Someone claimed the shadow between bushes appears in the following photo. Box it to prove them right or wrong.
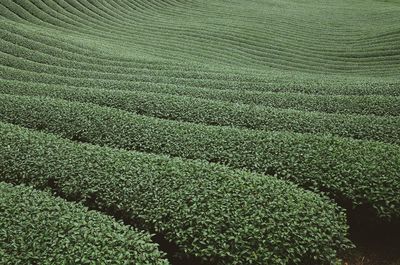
[338,199,400,265]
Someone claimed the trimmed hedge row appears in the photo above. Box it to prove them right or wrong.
[0,94,399,220]
[0,182,168,265]
[3,0,400,76]
[1,62,400,104]
[0,82,398,144]
[1,78,399,119]
[0,122,352,265]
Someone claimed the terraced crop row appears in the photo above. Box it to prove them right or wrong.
[3,48,399,97]
[2,79,400,117]
[0,182,169,265]
[0,122,351,265]
[0,84,399,144]
[0,94,398,221]
[2,58,400,97]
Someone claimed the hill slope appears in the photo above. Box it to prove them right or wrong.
[0,0,399,264]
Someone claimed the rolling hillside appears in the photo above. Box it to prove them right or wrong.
[0,0,399,264]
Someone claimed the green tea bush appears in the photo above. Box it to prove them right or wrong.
[0,94,398,220]
[0,122,351,265]
[0,182,168,265]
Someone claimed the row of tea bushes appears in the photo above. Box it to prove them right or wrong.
[0,80,398,144]
[0,122,351,265]
[0,182,168,264]
[0,94,398,221]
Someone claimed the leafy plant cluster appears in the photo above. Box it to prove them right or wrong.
[0,122,352,265]
[0,94,398,220]
[0,182,168,265]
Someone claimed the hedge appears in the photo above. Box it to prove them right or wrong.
[0,182,168,265]
[0,81,398,144]
[0,122,352,265]
[0,94,398,220]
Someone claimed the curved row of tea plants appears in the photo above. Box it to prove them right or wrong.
[1,80,399,119]
[0,122,351,265]
[1,59,400,98]
[0,182,168,265]
[0,94,398,220]
[0,82,398,144]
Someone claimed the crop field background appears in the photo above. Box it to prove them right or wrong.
[0,0,399,264]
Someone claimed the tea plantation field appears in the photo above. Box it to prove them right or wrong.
[0,0,399,264]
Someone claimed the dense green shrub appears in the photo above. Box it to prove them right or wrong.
[0,82,398,144]
[0,94,398,220]
[0,122,352,265]
[0,182,168,265]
